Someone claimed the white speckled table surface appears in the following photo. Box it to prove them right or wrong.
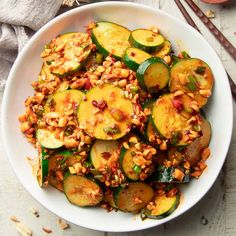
[0,0,235,235]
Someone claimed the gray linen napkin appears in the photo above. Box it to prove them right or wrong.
[0,0,63,91]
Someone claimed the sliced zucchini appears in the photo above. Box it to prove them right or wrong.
[141,193,179,219]
[89,140,120,169]
[41,32,92,77]
[48,150,82,172]
[123,47,151,71]
[185,116,212,166]
[169,58,214,107]
[36,128,64,149]
[144,117,158,144]
[38,63,56,84]
[63,175,103,207]
[37,148,49,187]
[44,89,84,115]
[129,29,164,53]
[48,175,64,192]
[38,63,69,90]
[78,84,133,140]
[119,146,140,181]
[114,182,154,212]
[137,57,170,93]
[152,40,171,58]
[152,94,199,146]
[103,190,117,208]
[150,166,190,183]
[92,21,130,60]
[47,150,71,191]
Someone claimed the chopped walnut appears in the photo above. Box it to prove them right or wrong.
[205,10,215,19]
[57,218,70,230]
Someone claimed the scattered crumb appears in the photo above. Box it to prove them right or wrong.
[200,216,209,225]
[30,207,39,217]
[10,215,20,223]
[148,25,159,34]
[57,218,70,230]
[15,222,32,236]
[42,227,53,234]
[10,216,32,236]
[205,10,215,19]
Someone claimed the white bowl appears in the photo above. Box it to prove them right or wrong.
[1,1,233,232]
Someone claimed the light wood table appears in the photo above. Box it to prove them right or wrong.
[0,0,235,235]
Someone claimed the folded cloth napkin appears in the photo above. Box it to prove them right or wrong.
[0,0,63,91]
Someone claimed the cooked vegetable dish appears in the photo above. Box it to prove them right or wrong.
[19,21,213,220]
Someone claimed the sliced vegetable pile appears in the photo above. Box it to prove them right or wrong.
[19,21,213,220]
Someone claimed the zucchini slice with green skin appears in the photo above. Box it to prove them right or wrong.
[123,47,151,71]
[129,29,164,53]
[149,166,190,183]
[114,182,154,212]
[144,117,158,144]
[89,140,120,169]
[37,148,49,187]
[38,63,56,84]
[48,150,82,172]
[103,190,117,208]
[185,116,212,166]
[141,193,179,220]
[119,146,140,181]
[91,21,131,60]
[44,89,85,115]
[169,58,214,107]
[78,83,133,140]
[36,128,64,149]
[152,40,172,58]
[41,32,93,77]
[63,175,103,207]
[137,57,170,93]
[152,94,199,146]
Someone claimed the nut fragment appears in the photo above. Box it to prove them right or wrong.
[201,147,211,160]
[134,197,143,204]
[64,138,79,148]
[15,222,32,236]
[10,216,20,223]
[199,89,212,98]
[57,218,70,230]
[163,55,171,64]
[42,227,53,234]
[30,207,39,217]
[160,140,167,151]
[205,10,215,19]
[118,79,127,88]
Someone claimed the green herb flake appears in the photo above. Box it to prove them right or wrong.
[181,51,190,59]
[187,76,197,91]
[195,66,206,75]
[84,161,92,168]
[103,125,121,135]
[133,165,142,174]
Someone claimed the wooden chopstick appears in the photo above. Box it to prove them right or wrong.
[174,0,236,101]
[185,0,236,61]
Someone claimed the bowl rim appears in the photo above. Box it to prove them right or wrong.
[1,1,233,232]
